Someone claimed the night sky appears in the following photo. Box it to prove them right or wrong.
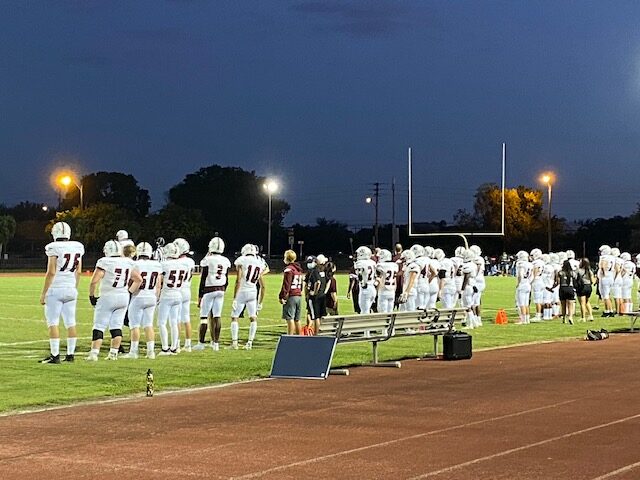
[2,1,640,229]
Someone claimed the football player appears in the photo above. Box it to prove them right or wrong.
[436,249,457,309]
[530,248,545,322]
[620,252,636,314]
[279,249,303,335]
[375,249,398,314]
[122,242,162,359]
[87,240,142,361]
[398,250,420,311]
[425,246,440,309]
[410,245,429,310]
[307,254,329,334]
[610,247,623,315]
[452,246,466,307]
[542,254,556,321]
[174,238,195,352]
[158,242,188,355]
[470,245,485,324]
[354,246,377,314]
[514,250,533,324]
[196,237,231,351]
[230,244,265,350]
[460,249,480,328]
[39,222,85,364]
[597,245,615,317]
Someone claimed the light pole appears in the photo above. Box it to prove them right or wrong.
[263,179,279,258]
[540,173,554,252]
[365,192,379,248]
[58,174,83,210]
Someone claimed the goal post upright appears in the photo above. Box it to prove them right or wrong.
[407,142,506,248]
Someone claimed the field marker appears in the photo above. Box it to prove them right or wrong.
[589,461,640,479]
[407,412,640,479]
[231,399,577,479]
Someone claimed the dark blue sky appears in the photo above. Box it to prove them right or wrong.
[2,1,640,229]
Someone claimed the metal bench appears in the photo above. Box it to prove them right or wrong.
[317,308,468,372]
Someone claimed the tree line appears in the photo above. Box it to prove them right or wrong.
[1,169,640,260]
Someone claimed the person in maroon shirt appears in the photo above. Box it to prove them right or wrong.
[325,262,338,315]
[347,262,360,314]
[279,250,304,334]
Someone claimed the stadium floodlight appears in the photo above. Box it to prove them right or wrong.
[57,173,84,210]
[263,179,279,258]
[41,205,48,212]
[540,172,554,252]
[407,143,506,249]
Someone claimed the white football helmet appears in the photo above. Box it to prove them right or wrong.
[463,249,475,262]
[51,222,71,240]
[516,250,529,261]
[565,249,575,260]
[557,251,567,263]
[599,245,611,256]
[316,254,328,265]
[470,245,482,257]
[136,242,153,258]
[541,253,550,264]
[103,240,123,257]
[530,248,542,260]
[550,253,560,265]
[241,243,256,256]
[611,247,620,257]
[621,252,631,261]
[401,250,415,263]
[208,237,225,254]
[378,249,392,262]
[116,230,129,242]
[162,242,180,259]
[454,246,465,258]
[410,244,425,258]
[356,246,372,261]
[174,238,191,256]
[424,246,435,258]
[433,248,445,261]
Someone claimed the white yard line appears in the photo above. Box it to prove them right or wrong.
[590,461,640,480]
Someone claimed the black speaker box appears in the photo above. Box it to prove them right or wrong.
[443,332,472,360]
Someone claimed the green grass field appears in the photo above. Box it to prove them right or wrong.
[0,273,632,413]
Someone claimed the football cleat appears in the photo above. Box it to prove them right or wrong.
[158,349,173,356]
[85,352,98,361]
[243,341,252,350]
[105,352,118,361]
[39,354,60,364]
[62,354,75,362]
[121,351,138,359]
[182,345,192,353]
[146,351,156,360]
[211,342,219,351]
[192,343,206,351]
[226,343,239,350]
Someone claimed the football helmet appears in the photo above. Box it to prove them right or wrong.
[136,242,153,258]
[621,252,631,261]
[103,240,123,258]
[316,254,328,265]
[424,246,435,258]
[433,248,445,261]
[241,243,256,256]
[378,249,392,262]
[611,247,620,257]
[116,230,129,242]
[174,238,191,256]
[454,246,465,258]
[208,237,225,254]
[463,249,475,262]
[410,244,425,258]
[541,253,550,264]
[401,250,415,263]
[356,246,372,261]
[162,242,180,259]
[51,222,71,241]
[557,251,567,262]
[516,250,529,262]
[470,245,482,257]
[599,245,611,256]
[565,249,575,260]
[530,248,542,260]
[550,253,560,265]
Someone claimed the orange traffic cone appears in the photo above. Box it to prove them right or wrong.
[495,309,508,325]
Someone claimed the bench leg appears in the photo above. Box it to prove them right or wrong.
[417,335,439,361]
[329,369,350,376]
[364,341,401,368]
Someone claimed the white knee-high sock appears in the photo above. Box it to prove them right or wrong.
[230,321,239,342]
[50,338,60,356]
[170,321,180,350]
[159,324,169,350]
[248,321,257,342]
[67,337,76,355]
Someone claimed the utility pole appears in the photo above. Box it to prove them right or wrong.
[373,182,379,249]
[391,176,397,248]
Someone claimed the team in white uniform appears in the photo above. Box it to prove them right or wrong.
[375,249,398,313]
[39,222,85,363]
[354,246,377,314]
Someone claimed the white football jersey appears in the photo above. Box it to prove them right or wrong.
[462,261,478,287]
[531,259,545,283]
[95,256,135,296]
[161,258,190,293]
[623,260,636,278]
[599,255,614,276]
[516,260,533,286]
[402,261,421,294]
[376,261,399,293]
[542,264,555,289]
[133,259,162,298]
[201,254,232,288]
[413,256,430,287]
[354,259,377,288]
[439,258,455,280]
[45,240,85,289]
[568,258,580,272]
[178,256,195,291]
[234,255,265,292]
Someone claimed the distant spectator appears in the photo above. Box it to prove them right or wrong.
[576,258,595,321]
[325,262,338,316]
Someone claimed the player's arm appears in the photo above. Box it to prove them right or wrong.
[279,269,292,304]
[128,269,142,294]
[258,274,266,305]
[198,266,208,304]
[233,266,242,300]
[40,256,58,305]
[74,258,83,289]
[89,268,105,305]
